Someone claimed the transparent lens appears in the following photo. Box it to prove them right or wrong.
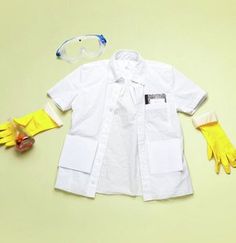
[57,35,106,63]
[63,38,100,58]
[62,39,83,59]
[82,38,101,53]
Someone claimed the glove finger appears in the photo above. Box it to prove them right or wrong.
[226,152,236,168]
[215,160,221,174]
[221,154,231,174]
[207,145,213,160]
[0,129,12,138]
[210,147,221,174]
[0,135,15,145]
[0,122,10,131]
[5,140,16,147]
[0,137,7,144]
[211,148,220,164]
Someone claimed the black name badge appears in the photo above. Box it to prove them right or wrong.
[145,93,167,104]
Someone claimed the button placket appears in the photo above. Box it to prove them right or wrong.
[136,85,152,197]
[86,84,122,197]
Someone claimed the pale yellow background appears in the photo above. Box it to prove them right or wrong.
[0,1,236,242]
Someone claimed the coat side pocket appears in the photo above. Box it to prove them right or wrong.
[59,134,98,173]
[147,138,183,174]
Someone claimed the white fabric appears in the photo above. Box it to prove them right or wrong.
[44,103,63,127]
[146,138,183,174]
[192,111,218,128]
[48,49,207,201]
[59,135,98,173]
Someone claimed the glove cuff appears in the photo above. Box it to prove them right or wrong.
[192,111,218,128]
[44,103,63,127]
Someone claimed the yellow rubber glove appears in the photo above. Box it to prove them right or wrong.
[193,112,236,174]
[0,103,63,147]
[0,122,17,147]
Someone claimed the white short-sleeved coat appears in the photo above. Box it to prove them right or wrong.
[48,50,207,201]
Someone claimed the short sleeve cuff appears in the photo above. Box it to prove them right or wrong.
[44,102,63,126]
[184,90,207,115]
[47,89,69,111]
[192,111,218,128]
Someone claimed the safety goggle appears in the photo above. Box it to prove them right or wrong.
[56,34,107,63]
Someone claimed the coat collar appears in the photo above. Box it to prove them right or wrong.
[108,50,146,85]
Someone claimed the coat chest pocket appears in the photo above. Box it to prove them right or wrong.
[59,134,98,173]
[145,102,171,130]
[146,138,184,174]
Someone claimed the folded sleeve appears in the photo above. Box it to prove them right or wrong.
[47,67,82,111]
[171,66,207,115]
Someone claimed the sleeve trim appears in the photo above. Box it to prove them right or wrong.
[192,111,218,128]
[47,90,69,111]
[178,90,207,115]
[44,102,63,126]
[188,90,207,115]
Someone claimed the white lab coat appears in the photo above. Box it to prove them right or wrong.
[48,50,207,201]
